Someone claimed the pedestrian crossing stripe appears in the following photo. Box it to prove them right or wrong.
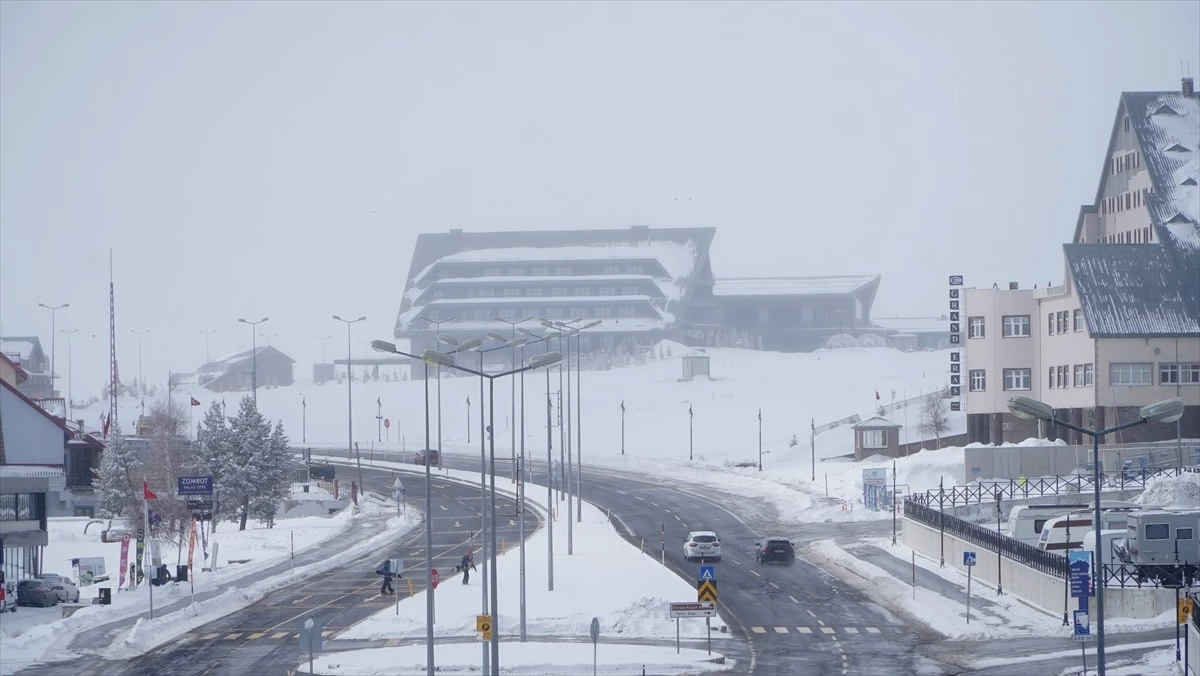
[697,580,717,602]
[746,626,882,636]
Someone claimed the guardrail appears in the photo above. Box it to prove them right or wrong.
[1100,562,1200,589]
[907,466,1198,508]
[904,499,1068,577]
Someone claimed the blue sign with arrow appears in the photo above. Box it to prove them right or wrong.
[699,565,715,581]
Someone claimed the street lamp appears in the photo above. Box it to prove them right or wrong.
[38,302,68,397]
[1006,395,1185,676]
[421,317,458,466]
[519,327,561,592]
[237,317,269,404]
[689,404,694,460]
[60,329,79,419]
[198,330,217,364]
[758,409,763,472]
[131,329,150,397]
[260,332,278,346]
[494,316,534,481]
[621,400,626,455]
[333,315,367,494]
[421,347,561,676]
[567,320,601,522]
[370,340,437,676]
[315,336,332,364]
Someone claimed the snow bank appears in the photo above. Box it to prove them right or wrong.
[1136,471,1200,509]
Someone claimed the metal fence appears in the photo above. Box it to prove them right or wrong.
[1100,562,1200,589]
[908,466,1198,508]
[904,499,1068,577]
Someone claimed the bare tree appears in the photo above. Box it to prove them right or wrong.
[919,393,950,449]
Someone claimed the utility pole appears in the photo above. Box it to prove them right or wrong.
[689,405,694,460]
[333,315,367,493]
[198,329,216,363]
[237,317,268,404]
[61,329,80,420]
[38,302,69,398]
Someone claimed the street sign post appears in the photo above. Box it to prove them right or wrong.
[1068,551,1095,598]
[590,617,600,676]
[699,565,715,581]
[963,551,976,624]
[177,476,214,496]
[697,580,717,602]
[477,614,492,641]
[300,616,324,675]
[669,601,717,618]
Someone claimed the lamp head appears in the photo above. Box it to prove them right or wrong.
[455,338,483,352]
[1140,397,1185,424]
[581,320,602,330]
[508,337,529,347]
[486,331,507,343]
[528,352,563,369]
[421,349,456,368]
[1006,396,1054,422]
[371,340,398,354]
[437,333,458,346]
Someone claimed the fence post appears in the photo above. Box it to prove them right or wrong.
[938,478,946,568]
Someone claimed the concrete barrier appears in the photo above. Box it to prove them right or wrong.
[903,517,1176,620]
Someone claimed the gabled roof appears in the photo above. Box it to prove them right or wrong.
[853,416,902,430]
[1121,90,1199,244]
[196,346,295,382]
[0,377,70,436]
[0,336,47,369]
[1064,243,1200,337]
[0,352,29,383]
[712,275,880,298]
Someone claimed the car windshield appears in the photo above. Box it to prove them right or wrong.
[18,580,42,588]
[692,535,717,543]
[767,540,790,547]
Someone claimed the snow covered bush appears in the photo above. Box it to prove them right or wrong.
[825,333,859,349]
[857,333,887,348]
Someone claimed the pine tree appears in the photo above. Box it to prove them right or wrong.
[251,421,293,528]
[226,396,272,531]
[93,422,141,520]
[196,401,232,530]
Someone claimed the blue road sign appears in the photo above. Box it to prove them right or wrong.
[1073,610,1090,635]
[1068,551,1094,598]
[699,565,716,581]
[962,551,976,567]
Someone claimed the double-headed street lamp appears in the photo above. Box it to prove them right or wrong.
[1006,395,1184,676]
[198,330,217,364]
[38,302,69,397]
[421,317,458,463]
[237,317,268,404]
[333,315,367,492]
[371,340,438,676]
[518,327,562,592]
[421,347,561,676]
[60,329,80,419]
[494,317,534,480]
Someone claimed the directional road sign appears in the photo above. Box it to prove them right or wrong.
[962,551,976,567]
[1068,551,1094,598]
[669,601,717,618]
[697,580,717,602]
[699,565,715,581]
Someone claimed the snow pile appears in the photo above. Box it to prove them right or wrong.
[825,333,859,349]
[1136,471,1200,509]
[857,333,887,348]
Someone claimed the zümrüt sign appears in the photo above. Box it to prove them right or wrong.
[177,476,214,496]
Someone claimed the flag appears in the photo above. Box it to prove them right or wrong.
[143,480,157,501]
[118,534,130,589]
[190,397,201,406]
[875,390,881,401]
[101,412,111,437]
[811,418,815,432]
[148,508,162,527]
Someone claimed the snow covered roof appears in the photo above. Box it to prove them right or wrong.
[712,276,880,297]
[868,317,950,334]
[196,346,295,379]
[396,227,714,335]
[1122,90,1200,241]
[0,337,46,369]
[853,416,902,430]
[1064,243,1200,337]
[0,465,63,478]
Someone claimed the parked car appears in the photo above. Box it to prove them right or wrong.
[683,531,722,562]
[0,582,16,613]
[101,518,134,543]
[38,574,80,603]
[755,537,796,565]
[412,449,440,466]
[16,579,58,607]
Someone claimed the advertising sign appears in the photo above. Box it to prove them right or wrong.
[177,476,214,496]
[1068,551,1094,598]
[72,557,107,586]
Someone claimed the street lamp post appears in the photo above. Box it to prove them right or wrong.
[421,317,458,465]
[420,347,562,676]
[1006,395,1185,676]
[61,329,79,419]
[333,315,367,495]
[494,316,533,482]
[38,302,69,397]
[372,341,443,676]
[315,336,332,364]
[301,394,307,444]
[237,317,268,404]
[131,329,150,397]
[570,321,600,522]
[689,405,694,460]
[520,328,559,593]
[198,330,217,364]
[621,400,626,456]
[758,409,763,472]
[260,332,278,346]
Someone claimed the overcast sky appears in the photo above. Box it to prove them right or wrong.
[1,1,1197,400]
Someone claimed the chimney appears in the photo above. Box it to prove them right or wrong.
[1184,77,1195,96]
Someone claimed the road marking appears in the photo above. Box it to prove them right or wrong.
[682,523,688,528]
[866,627,881,633]
[821,627,835,634]
[674,515,681,521]
[650,502,658,507]
[843,627,858,634]
[797,627,813,634]
[439,505,448,511]
[750,626,767,634]
[225,632,243,640]
[773,626,788,634]
[750,570,761,577]
[202,633,219,640]
[663,508,671,513]
[271,632,289,639]
[291,595,312,604]
[248,632,265,640]
[818,620,826,626]
[732,559,743,566]
[616,490,627,495]
[385,638,403,647]
[768,581,779,589]
[635,496,645,501]
[789,595,799,603]
[806,610,816,618]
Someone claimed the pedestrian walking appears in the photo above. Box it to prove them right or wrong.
[381,571,395,595]
[460,550,476,585]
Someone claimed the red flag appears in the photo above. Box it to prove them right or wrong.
[190,397,201,406]
[101,412,111,437]
[143,480,157,501]
[875,390,881,401]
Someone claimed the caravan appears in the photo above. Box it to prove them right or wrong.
[1037,509,1136,553]
[1007,504,1089,545]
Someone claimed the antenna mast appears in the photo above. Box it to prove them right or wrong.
[109,250,119,431]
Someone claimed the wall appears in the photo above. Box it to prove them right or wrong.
[0,386,64,465]
[963,288,1040,416]
[903,517,1178,619]
[960,442,1195,483]
[1037,282,1095,411]
[1096,337,1200,409]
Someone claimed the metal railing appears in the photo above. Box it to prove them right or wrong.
[908,466,1198,508]
[1100,562,1199,589]
[904,499,1068,577]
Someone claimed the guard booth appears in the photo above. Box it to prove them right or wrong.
[851,416,903,460]
[680,354,712,382]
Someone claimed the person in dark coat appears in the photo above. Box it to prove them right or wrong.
[460,550,476,584]
[381,571,395,595]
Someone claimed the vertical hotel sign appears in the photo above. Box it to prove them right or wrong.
[948,276,963,412]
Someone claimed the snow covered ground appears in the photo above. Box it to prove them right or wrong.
[0,496,419,673]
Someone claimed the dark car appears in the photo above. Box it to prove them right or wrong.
[756,537,795,565]
[16,579,58,607]
[307,462,336,482]
[412,449,440,466]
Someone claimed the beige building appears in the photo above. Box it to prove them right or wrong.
[964,79,1199,445]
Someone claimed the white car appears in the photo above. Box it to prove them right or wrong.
[683,531,722,562]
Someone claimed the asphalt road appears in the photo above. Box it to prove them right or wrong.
[15,464,535,676]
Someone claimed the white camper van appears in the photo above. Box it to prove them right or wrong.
[1037,510,1134,553]
[1082,529,1125,566]
[1007,504,1089,546]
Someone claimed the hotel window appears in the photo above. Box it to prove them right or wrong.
[525,287,543,296]
[1048,313,1056,335]
[618,307,635,317]
[1084,364,1094,386]
[598,286,616,295]
[438,270,449,280]
[532,267,550,276]
[1058,311,1069,334]
[968,316,985,339]
[620,285,639,294]
[1048,367,1056,389]
[551,287,568,296]
[511,268,525,276]
[862,430,887,448]
[968,369,986,392]
[503,288,520,297]
[1002,315,1030,337]
[1110,363,1153,386]
[570,307,587,318]
[1074,365,1085,387]
[484,267,502,277]
[1073,309,1083,332]
[602,265,621,274]
[595,307,613,317]
[1057,365,1069,389]
[554,266,571,276]
[627,265,644,274]
[1161,363,1200,385]
[1003,368,1031,391]
[477,288,495,297]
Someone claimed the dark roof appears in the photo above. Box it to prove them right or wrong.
[1064,243,1200,337]
[196,346,295,384]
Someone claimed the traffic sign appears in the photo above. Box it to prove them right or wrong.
[299,617,324,653]
[962,551,976,567]
[431,568,440,589]
[669,601,717,618]
[384,418,391,429]
[477,614,492,641]
[1073,610,1090,636]
[590,617,600,643]
[1070,634,1096,643]
[697,580,717,602]
[1068,551,1094,598]
[699,565,715,581]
